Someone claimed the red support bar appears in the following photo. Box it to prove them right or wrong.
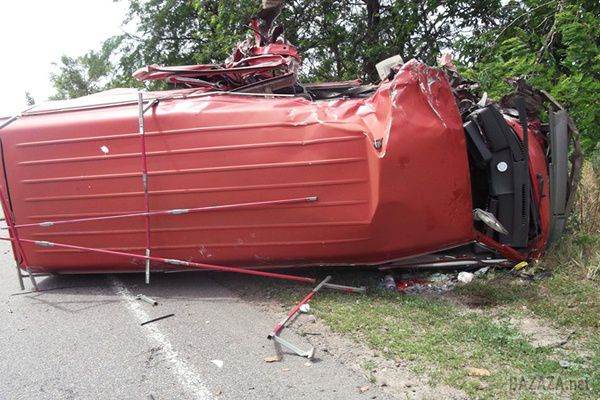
[138,92,153,284]
[0,236,317,284]
[475,232,526,262]
[0,191,38,291]
[268,275,332,338]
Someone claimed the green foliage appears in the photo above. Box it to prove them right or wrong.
[49,0,503,88]
[48,0,599,153]
[457,1,600,155]
[50,37,123,99]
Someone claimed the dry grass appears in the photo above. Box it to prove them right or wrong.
[544,162,600,280]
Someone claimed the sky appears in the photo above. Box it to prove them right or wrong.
[0,0,128,117]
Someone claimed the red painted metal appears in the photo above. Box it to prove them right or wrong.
[475,232,526,262]
[269,276,331,338]
[0,189,38,290]
[138,93,152,282]
[0,60,476,273]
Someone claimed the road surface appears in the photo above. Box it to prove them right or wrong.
[0,237,393,400]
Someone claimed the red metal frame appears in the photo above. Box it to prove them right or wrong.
[0,235,317,284]
[138,93,152,284]
[0,190,38,291]
[475,232,526,262]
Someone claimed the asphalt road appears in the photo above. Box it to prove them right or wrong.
[0,237,393,400]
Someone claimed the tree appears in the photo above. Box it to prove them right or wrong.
[51,0,503,88]
[48,0,598,154]
[50,37,122,100]
[456,0,600,154]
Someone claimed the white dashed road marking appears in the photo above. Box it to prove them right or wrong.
[110,276,213,400]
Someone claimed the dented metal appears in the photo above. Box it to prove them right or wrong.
[0,12,578,278]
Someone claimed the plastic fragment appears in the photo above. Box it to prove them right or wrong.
[264,355,281,363]
[457,271,474,284]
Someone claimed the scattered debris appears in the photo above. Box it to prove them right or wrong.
[140,313,175,326]
[299,303,310,313]
[513,261,529,271]
[215,388,222,396]
[264,355,281,363]
[359,386,370,393]
[383,274,396,290]
[210,359,224,368]
[303,361,312,367]
[395,279,426,292]
[136,294,158,306]
[558,360,589,369]
[268,275,364,358]
[457,271,474,284]
[559,360,572,369]
[380,267,494,294]
[468,367,491,377]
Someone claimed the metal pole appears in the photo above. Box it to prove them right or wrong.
[475,232,526,262]
[268,275,332,338]
[0,190,38,291]
[138,92,152,284]
[0,236,317,284]
[9,196,318,230]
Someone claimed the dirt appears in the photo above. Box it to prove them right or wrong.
[508,316,574,348]
[218,276,469,400]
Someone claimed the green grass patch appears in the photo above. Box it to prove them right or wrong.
[291,287,598,399]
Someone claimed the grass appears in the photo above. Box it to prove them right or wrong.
[271,163,600,399]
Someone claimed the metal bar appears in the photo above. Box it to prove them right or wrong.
[322,282,366,293]
[136,294,158,306]
[138,92,152,285]
[271,334,315,359]
[0,105,38,131]
[140,313,174,326]
[9,196,318,230]
[0,236,317,283]
[475,232,526,262]
[0,190,38,291]
[268,275,332,338]
[22,91,298,117]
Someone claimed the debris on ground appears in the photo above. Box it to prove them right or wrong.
[136,294,158,306]
[383,274,396,290]
[379,267,492,294]
[457,271,474,284]
[299,303,310,313]
[395,279,427,292]
[264,356,280,364]
[359,386,370,393]
[210,359,224,368]
[140,313,174,326]
[467,367,491,377]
